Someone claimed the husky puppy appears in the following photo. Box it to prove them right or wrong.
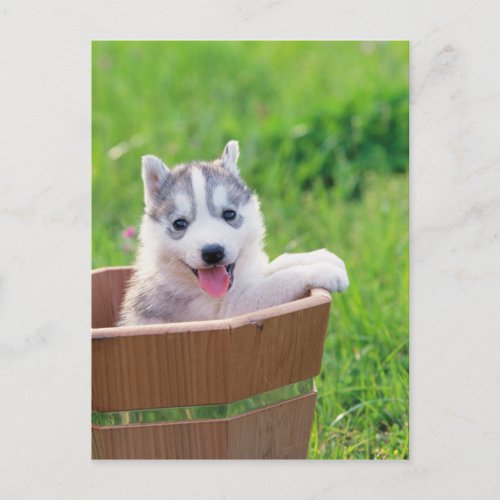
[119,141,349,325]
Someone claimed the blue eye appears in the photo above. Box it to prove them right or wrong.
[223,209,236,221]
[173,219,188,230]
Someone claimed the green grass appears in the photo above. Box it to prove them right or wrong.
[92,41,409,459]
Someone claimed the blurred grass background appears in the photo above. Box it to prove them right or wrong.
[92,41,409,459]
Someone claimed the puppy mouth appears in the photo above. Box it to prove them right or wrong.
[189,263,235,298]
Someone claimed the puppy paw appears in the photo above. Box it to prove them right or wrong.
[304,262,350,293]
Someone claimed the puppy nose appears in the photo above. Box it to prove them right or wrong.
[201,244,225,265]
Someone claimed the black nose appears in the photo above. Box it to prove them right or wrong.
[201,244,225,265]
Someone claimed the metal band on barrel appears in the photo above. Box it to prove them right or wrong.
[92,378,314,426]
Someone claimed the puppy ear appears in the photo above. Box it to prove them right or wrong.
[221,140,240,175]
[141,155,169,206]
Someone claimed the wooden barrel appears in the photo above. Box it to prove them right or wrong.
[92,266,331,459]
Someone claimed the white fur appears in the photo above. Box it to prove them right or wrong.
[212,184,228,207]
[174,193,192,216]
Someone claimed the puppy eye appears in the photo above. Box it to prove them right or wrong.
[173,219,188,230]
[222,209,237,221]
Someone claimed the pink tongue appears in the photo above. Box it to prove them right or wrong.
[198,266,230,298]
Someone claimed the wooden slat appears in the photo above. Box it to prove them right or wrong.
[92,326,231,411]
[227,392,317,459]
[92,392,316,459]
[92,419,228,459]
[228,300,330,402]
[92,267,133,329]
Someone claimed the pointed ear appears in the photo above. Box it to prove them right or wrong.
[221,140,240,176]
[141,155,169,206]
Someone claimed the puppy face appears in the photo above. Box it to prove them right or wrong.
[140,142,263,297]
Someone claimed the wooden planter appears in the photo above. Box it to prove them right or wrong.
[92,266,332,459]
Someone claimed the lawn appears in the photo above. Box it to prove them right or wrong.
[92,41,409,459]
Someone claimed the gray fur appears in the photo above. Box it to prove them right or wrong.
[166,226,186,240]
[119,271,192,323]
[150,164,196,217]
[203,159,251,229]
[147,164,196,240]
[148,158,252,235]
